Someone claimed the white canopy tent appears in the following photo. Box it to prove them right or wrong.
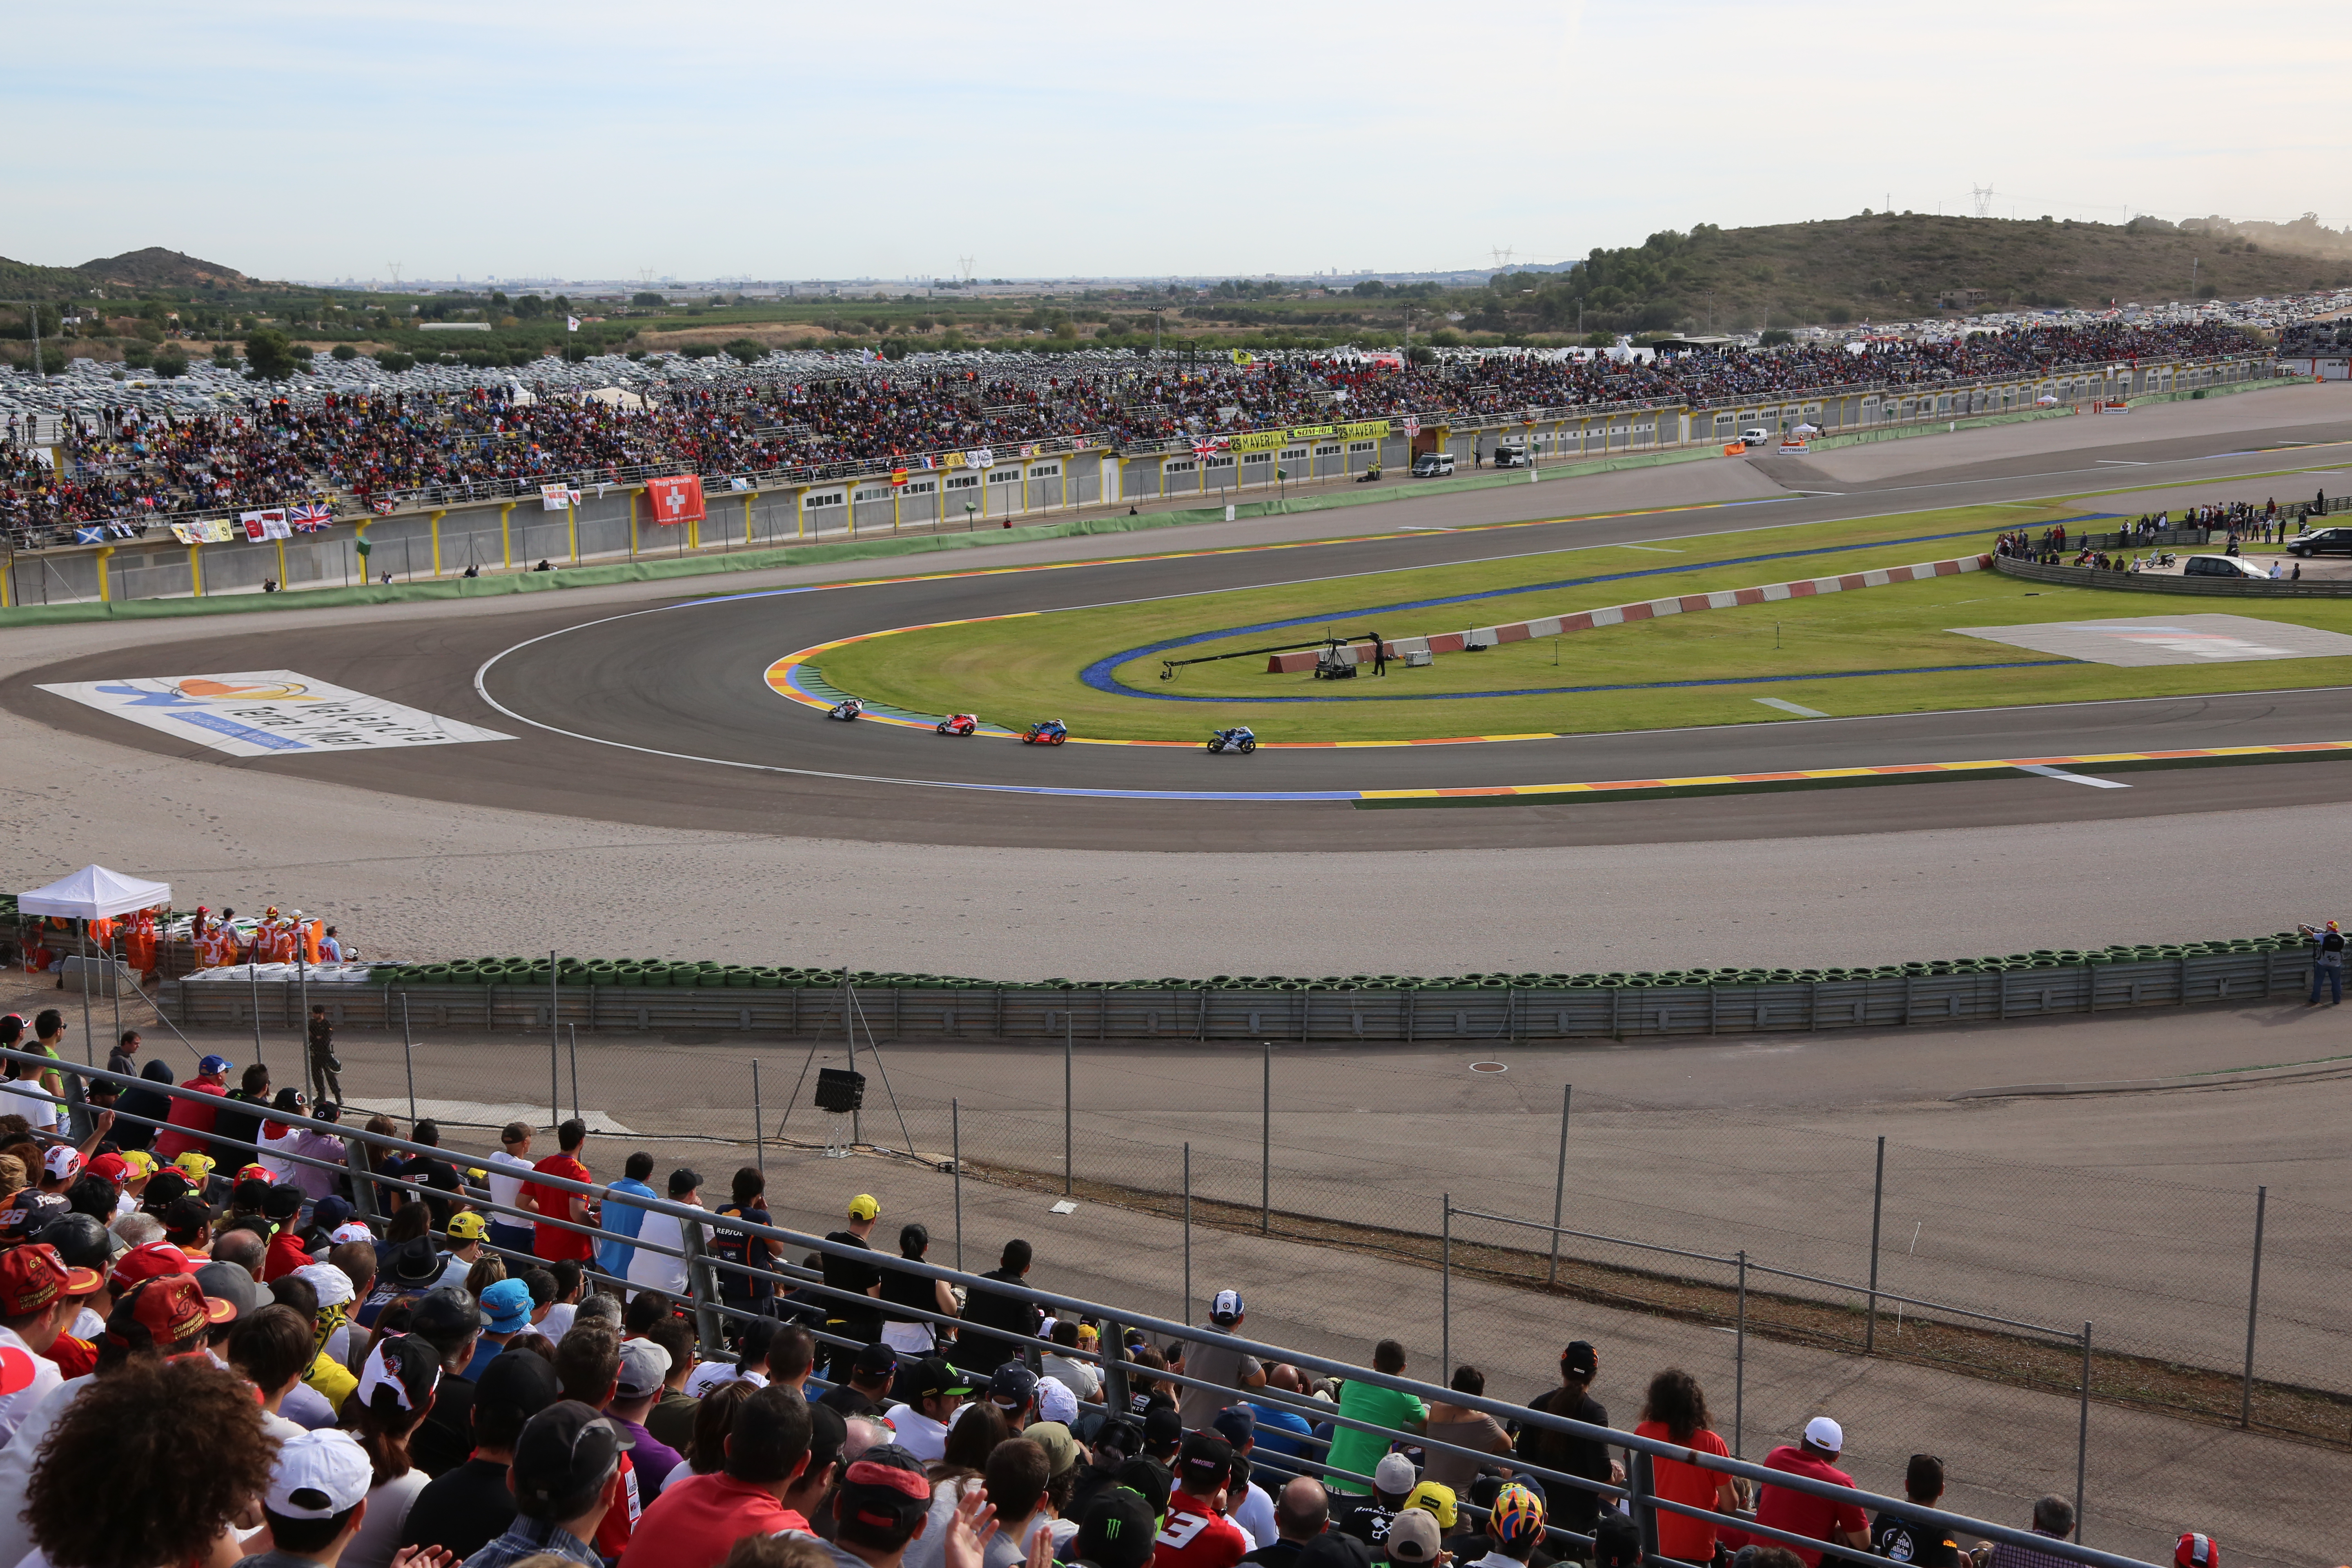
[15,864,172,920]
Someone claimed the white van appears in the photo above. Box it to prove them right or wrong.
[1410,451,1455,477]
[1740,427,1771,447]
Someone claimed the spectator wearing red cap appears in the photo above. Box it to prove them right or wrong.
[618,1382,815,1568]
[0,1243,103,1442]
[2174,1533,2218,1568]
[804,1442,940,1568]
[1751,1418,1870,1568]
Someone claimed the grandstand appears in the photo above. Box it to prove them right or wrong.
[0,318,2262,546]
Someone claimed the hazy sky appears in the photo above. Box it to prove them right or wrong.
[13,1,2348,284]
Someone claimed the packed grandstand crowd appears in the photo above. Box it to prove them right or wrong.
[0,1022,2209,1568]
[0,318,2261,538]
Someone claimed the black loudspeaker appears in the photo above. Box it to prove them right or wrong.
[815,1068,867,1113]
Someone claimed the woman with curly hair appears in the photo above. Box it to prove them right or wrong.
[25,1356,276,1568]
[1632,1368,1746,1566]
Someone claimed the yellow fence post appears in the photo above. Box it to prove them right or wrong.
[94,545,114,603]
[567,498,579,564]
[499,502,514,571]
[430,510,445,577]
[796,488,806,540]
[742,492,753,546]
[188,542,203,597]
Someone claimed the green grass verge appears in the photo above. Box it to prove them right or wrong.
[815,501,2352,742]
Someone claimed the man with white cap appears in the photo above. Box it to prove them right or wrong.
[1178,1289,1266,1428]
[1751,1416,1869,1568]
[232,1428,381,1568]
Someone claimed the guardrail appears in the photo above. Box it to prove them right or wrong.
[160,946,2317,1041]
[7,1046,2160,1568]
[1991,557,2352,597]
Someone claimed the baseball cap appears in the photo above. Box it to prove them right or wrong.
[475,1348,563,1429]
[1209,1287,1244,1324]
[236,1164,272,1185]
[1142,1404,1183,1450]
[1387,1509,1443,1565]
[1561,1341,1598,1376]
[356,1334,441,1413]
[2176,1535,2218,1568]
[837,1442,932,1534]
[1487,1482,1546,1545]
[907,1355,972,1401]
[410,1288,481,1341]
[1025,1419,1080,1477]
[512,1401,629,1518]
[294,1261,355,1309]
[1075,1487,1159,1568]
[120,1274,235,1343]
[330,1222,375,1245]
[0,1243,102,1316]
[1036,1374,1079,1425]
[481,1276,534,1333]
[195,1261,266,1323]
[199,1055,233,1075]
[1374,1452,1418,1496]
[41,1146,82,1183]
[111,1240,198,1288]
[1178,1431,1235,1492]
[1593,1512,1642,1568]
[85,1153,129,1186]
[615,1338,671,1398]
[265,1430,374,1520]
[118,1151,158,1183]
[33,1213,112,1272]
[1405,1481,1458,1529]
[1803,1415,1844,1453]
[848,1194,880,1221]
[989,1361,1039,1409]
[310,1196,352,1232]
[0,1192,66,1245]
[1212,1404,1256,1446]
[171,1152,215,1185]
[853,1341,899,1379]
[445,1212,489,1242]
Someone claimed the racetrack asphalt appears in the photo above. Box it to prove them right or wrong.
[8,387,2352,851]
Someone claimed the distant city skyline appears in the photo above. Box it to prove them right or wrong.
[11,0,2345,283]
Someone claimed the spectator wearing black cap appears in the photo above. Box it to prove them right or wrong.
[1244,1478,1331,1568]
[952,1238,1040,1379]
[785,1402,852,1541]
[1069,1414,1144,1523]
[1158,1432,1250,1568]
[409,1290,490,1477]
[1179,1291,1266,1429]
[403,1350,564,1561]
[823,1340,900,1420]
[989,1361,1042,1428]
[344,1332,445,1568]
[1512,1343,1616,1539]
[803,1442,941,1568]
[622,1381,817,1568]
[1076,1488,1162,1568]
[1214,1408,1278,1552]
[459,1400,629,1568]
[883,1355,974,1463]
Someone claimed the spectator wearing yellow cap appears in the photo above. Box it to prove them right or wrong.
[435,1211,490,1289]
[820,1194,885,1382]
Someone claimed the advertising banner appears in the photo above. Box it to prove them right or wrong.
[35,671,514,760]
[645,475,706,525]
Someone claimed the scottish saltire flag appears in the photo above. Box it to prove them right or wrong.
[74,526,103,544]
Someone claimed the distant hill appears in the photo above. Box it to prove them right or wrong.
[0,247,258,298]
[1487,213,2352,336]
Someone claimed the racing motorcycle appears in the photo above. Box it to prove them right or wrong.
[1206,726,1257,754]
[936,713,979,736]
[1019,719,1069,746]
[827,697,864,721]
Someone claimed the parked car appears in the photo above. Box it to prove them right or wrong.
[2287,526,2352,557]
[1410,452,1455,477]
[2182,554,2272,579]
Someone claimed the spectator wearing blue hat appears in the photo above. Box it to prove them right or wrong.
[153,1055,233,1163]
[1179,1289,1266,1429]
[464,1278,535,1381]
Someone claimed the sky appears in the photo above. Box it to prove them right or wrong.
[11,0,2351,285]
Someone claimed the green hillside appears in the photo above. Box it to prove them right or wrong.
[1483,212,2352,336]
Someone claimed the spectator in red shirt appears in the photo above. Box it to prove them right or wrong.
[1750,1418,1870,1568]
[261,1185,314,1282]
[528,1119,598,1263]
[1631,1369,1745,1568]
[151,1055,233,1161]
[1155,1432,1250,1568]
[621,1382,815,1568]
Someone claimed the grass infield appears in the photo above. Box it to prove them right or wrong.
[810,502,2352,743]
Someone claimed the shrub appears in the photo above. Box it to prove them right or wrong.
[330,344,359,361]
[373,350,415,373]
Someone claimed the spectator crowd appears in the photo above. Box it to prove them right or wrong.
[0,1031,2222,1568]
[1,320,2260,538]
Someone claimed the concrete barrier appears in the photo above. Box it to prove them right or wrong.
[1991,557,2352,598]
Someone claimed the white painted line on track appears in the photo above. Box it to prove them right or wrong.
[1614,543,1684,552]
[1755,698,1829,718]
[2096,460,2150,466]
[2016,764,2131,789]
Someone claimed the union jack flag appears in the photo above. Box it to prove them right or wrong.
[287,503,333,533]
[1191,437,1227,460]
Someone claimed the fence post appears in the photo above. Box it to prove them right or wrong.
[1183,1143,1193,1329]
[1864,1135,1885,1354]
[1064,1010,1074,1196]
[568,1025,580,1121]
[550,951,561,1118]
[681,1208,724,1358]
[343,1137,378,1223]
[951,1098,962,1271]
[1261,1039,1271,1234]
[1548,1083,1571,1286]
[400,993,416,1126]
[2075,1321,2091,1540]
[1100,1318,1130,1414]
[753,1059,764,1178]
[1734,1250,1748,1458]
[2241,1185,2267,1427]
[1630,1448,1660,1562]
[549,1007,560,1131]
[1441,1193,1452,1377]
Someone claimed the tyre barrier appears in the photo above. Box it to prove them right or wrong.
[163,937,2316,1042]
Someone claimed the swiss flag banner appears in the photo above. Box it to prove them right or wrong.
[646,475,706,525]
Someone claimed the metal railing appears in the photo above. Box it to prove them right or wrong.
[7,1045,2163,1568]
